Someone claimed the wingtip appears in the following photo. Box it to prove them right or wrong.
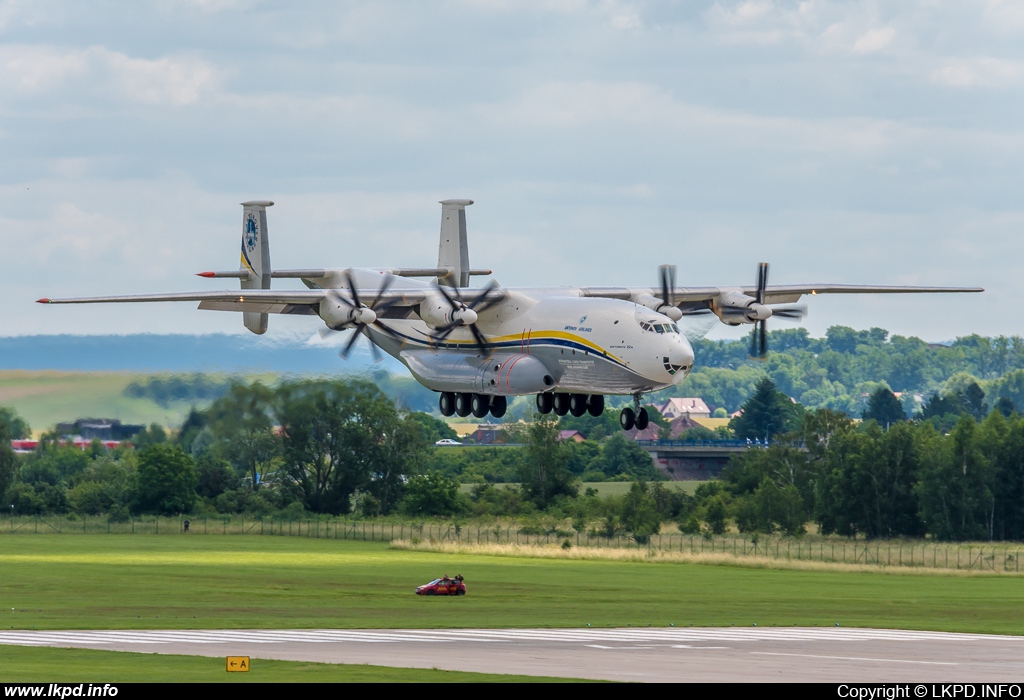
[196,272,215,278]
[36,298,51,304]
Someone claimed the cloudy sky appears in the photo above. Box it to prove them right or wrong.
[1,0,1021,342]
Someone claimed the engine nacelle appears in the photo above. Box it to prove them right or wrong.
[318,298,375,330]
[418,292,480,330]
[633,294,684,322]
[713,291,772,326]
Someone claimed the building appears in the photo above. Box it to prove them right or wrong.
[558,430,585,443]
[54,418,144,442]
[657,398,711,420]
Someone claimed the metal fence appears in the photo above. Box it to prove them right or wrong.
[3,514,1021,572]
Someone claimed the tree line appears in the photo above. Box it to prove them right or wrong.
[0,378,661,522]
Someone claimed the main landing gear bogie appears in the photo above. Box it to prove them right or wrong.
[618,406,649,431]
[535,392,605,418]
[438,392,507,419]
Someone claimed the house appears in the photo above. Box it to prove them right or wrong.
[558,430,585,443]
[470,423,508,445]
[657,398,711,420]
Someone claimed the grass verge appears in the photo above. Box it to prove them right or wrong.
[1,535,1023,634]
[0,645,576,682]
[388,540,1024,577]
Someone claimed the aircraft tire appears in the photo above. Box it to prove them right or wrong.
[635,407,650,431]
[536,392,553,414]
[439,392,455,417]
[569,394,589,417]
[471,394,491,418]
[553,393,570,416]
[587,394,605,417]
[619,407,635,431]
[455,393,473,418]
[490,395,508,418]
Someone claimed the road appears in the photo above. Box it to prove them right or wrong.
[2,627,1022,682]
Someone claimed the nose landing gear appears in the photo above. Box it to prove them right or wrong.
[620,393,649,431]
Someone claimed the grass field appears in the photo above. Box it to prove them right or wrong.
[0,645,574,682]
[0,371,196,433]
[1,535,1023,635]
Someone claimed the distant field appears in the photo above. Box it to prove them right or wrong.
[1,535,1023,635]
[0,371,273,434]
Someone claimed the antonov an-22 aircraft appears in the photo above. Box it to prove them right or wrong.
[39,199,983,431]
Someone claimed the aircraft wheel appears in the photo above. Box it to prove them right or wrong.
[569,394,589,417]
[553,393,570,417]
[490,395,507,418]
[587,394,605,417]
[619,407,635,431]
[635,406,650,431]
[439,392,455,417]
[471,394,491,419]
[455,393,473,418]
[536,392,553,414]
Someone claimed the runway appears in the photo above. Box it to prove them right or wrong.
[2,627,1023,682]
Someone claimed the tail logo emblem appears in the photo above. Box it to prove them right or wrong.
[244,213,259,252]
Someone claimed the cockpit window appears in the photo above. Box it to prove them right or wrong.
[640,321,678,334]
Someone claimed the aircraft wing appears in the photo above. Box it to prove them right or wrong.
[36,288,436,315]
[581,284,984,306]
[751,284,984,304]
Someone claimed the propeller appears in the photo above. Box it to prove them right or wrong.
[322,271,404,362]
[749,262,807,359]
[656,265,684,321]
[431,280,504,351]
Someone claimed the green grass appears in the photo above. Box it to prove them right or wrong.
[1,535,1023,635]
[0,371,194,432]
[0,645,575,682]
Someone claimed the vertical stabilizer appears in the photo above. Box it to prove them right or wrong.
[437,199,472,287]
[240,200,273,334]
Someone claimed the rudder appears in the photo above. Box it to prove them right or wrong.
[240,200,273,334]
[437,199,472,288]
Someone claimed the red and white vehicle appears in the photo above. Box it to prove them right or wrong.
[415,575,466,596]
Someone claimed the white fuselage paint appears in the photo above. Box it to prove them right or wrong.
[359,278,695,396]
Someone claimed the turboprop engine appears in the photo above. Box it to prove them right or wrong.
[712,290,772,326]
[319,297,377,330]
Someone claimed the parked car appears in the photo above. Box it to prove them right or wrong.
[434,438,463,446]
[416,575,466,596]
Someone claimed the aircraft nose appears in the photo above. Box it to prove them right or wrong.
[665,338,694,376]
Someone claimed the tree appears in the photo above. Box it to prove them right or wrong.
[277,380,426,515]
[0,419,17,498]
[915,417,992,540]
[195,454,235,500]
[704,496,727,534]
[518,414,577,507]
[729,377,803,440]
[134,444,197,515]
[595,434,663,480]
[0,407,30,439]
[620,481,662,543]
[401,473,462,516]
[406,412,457,444]
[862,386,906,428]
[207,382,279,490]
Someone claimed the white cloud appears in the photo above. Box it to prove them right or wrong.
[932,56,1024,88]
[0,45,218,105]
[852,26,894,54]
